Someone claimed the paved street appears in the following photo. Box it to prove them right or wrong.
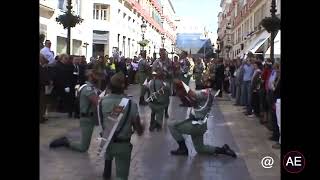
[40,81,280,180]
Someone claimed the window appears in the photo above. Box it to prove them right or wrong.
[93,4,110,21]
[58,0,66,11]
[73,0,81,15]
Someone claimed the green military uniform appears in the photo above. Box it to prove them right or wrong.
[138,57,149,104]
[99,72,140,180]
[68,81,98,152]
[100,94,138,180]
[168,89,215,154]
[194,61,204,89]
[179,58,190,85]
[152,58,172,116]
[169,88,237,157]
[148,78,170,130]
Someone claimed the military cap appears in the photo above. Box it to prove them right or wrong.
[110,72,125,88]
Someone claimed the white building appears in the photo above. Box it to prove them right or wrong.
[217,0,281,60]
[39,0,177,61]
[40,0,93,61]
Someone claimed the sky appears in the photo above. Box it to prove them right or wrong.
[171,0,221,43]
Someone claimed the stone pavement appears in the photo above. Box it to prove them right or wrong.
[40,81,280,180]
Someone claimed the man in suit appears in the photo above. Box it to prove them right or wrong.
[53,54,75,118]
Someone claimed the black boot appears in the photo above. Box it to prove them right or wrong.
[49,137,70,148]
[149,112,156,132]
[215,144,237,158]
[170,141,188,156]
[139,96,148,106]
[103,159,112,179]
[165,107,169,118]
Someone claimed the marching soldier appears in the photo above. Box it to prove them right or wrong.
[146,71,170,131]
[168,80,237,158]
[194,58,205,90]
[99,72,144,180]
[138,50,149,105]
[152,48,172,118]
[49,65,104,152]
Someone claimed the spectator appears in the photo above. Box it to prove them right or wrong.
[229,59,236,98]
[40,34,45,51]
[261,59,273,124]
[80,56,87,65]
[53,54,75,118]
[40,54,50,123]
[116,57,129,88]
[223,60,231,93]
[272,63,281,149]
[215,58,225,97]
[250,61,263,118]
[242,56,254,115]
[268,62,280,142]
[234,58,244,106]
[40,40,55,64]
[131,58,139,84]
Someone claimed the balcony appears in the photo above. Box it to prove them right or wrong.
[39,0,55,19]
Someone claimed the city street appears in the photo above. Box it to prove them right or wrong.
[40,81,280,180]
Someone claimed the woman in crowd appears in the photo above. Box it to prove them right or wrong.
[250,61,263,118]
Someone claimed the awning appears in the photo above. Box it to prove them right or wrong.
[241,31,270,58]
[265,31,280,58]
[248,30,270,53]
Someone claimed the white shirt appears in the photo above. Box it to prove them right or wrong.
[40,47,55,64]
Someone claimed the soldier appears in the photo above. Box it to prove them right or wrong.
[172,56,180,96]
[49,66,104,152]
[152,48,172,118]
[146,71,170,131]
[168,80,237,158]
[137,50,149,105]
[194,58,205,90]
[99,72,144,180]
[179,51,190,86]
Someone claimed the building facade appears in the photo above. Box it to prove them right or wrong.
[217,0,281,60]
[39,0,177,61]
[40,0,93,61]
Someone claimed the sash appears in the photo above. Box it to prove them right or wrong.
[97,98,131,157]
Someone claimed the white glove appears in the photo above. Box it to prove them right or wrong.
[65,87,70,93]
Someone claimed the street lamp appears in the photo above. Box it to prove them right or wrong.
[270,0,277,63]
[82,42,89,58]
[161,34,165,48]
[140,21,147,50]
[216,37,221,59]
[171,43,175,61]
[153,45,156,59]
[212,44,215,58]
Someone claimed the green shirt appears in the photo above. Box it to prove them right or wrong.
[100,94,139,139]
[79,81,97,114]
[148,79,170,104]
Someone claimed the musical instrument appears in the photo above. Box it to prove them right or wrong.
[145,86,165,103]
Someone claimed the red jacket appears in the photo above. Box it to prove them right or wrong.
[261,68,271,91]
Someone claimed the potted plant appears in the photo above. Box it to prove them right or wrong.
[138,39,150,47]
[260,16,281,33]
[56,11,83,29]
